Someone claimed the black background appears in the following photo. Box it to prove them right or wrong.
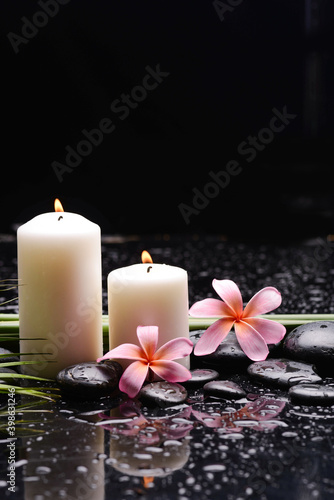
[1,0,333,239]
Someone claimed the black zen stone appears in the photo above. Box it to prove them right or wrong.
[0,348,20,365]
[183,369,219,388]
[247,358,322,388]
[56,361,123,399]
[283,321,334,375]
[203,380,246,400]
[139,381,188,407]
[190,330,250,370]
[289,384,334,406]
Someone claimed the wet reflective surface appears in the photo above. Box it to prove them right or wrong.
[1,234,334,499]
[2,378,334,500]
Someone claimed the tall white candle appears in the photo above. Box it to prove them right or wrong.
[17,200,103,378]
[108,252,190,368]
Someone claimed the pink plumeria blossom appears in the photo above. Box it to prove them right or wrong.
[97,325,193,399]
[189,279,286,361]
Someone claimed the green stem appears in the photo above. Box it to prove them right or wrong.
[0,384,59,400]
[0,314,20,321]
[0,373,57,382]
[0,321,20,332]
[1,314,333,337]
[260,313,334,320]
[188,315,334,330]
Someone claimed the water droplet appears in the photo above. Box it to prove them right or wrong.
[35,466,51,474]
[76,465,88,473]
[237,420,259,427]
[145,446,163,454]
[133,453,153,460]
[203,464,226,472]
[164,440,182,447]
[282,431,298,438]
[23,476,39,483]
[203,417,215,424]
[220,432,244,440]
[13,459,27,468]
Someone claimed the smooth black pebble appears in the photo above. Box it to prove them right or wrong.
[183,369,219,388]
[283,321,334,375]
[56,361,123,399]
[190,330,250,370]
[247,358,322,388]
[0,348,20,366]
[190,330,279,371]
[289,384,334,406]
[203,380,246,400]
[139,381,188,407]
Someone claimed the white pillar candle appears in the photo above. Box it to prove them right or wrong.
[107,251,190,368]
[17,200,103,378]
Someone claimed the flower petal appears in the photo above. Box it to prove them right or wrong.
[150,359,192,383]
[243,287,282,318]
[119,360,149,398]
[97,343,145,363]
[191,409,224,428]
[194,317,235,356]
[234,320,269,361]
[245,317,286,344]
[189,298,232,317]
[154,337,193,361]
[137,325,158,360]
[212,279,243,317]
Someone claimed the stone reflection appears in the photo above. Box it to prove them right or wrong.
[99,400,193,479]
[22,416,105,500]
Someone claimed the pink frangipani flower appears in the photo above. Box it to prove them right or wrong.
[97,325,193,399]
[189,279,286,361]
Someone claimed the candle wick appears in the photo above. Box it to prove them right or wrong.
[147,266,152,273]
[58,215,63,221]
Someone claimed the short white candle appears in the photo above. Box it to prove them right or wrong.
[107,252,190,369]
[17,200,103,378]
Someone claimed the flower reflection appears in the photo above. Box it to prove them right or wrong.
[98,395,286,480]
[99,401,193,478]
[98,400,193,445]
[192,397,286,432]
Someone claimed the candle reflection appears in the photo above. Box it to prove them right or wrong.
[98,400,193,480]
[23,414,105,500]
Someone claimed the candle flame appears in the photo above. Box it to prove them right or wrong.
[141,250,153,264]
[54,199,64,213]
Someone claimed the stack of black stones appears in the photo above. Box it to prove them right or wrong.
[37,320,334,407]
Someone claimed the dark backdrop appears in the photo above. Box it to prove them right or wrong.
[1,0,333,238]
